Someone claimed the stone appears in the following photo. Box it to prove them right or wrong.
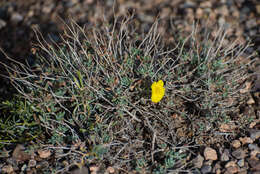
[252,160,260,171]
[204,147,218,161]
[221,149,230,161]
[37,149,51,159]
[225,161,237,168]
[232,140,241,149]
[247,97,255,105]
[232,149,247,159]
[201,165,212,174]
[247,158,260,168]
[257,5,260,14]
[213,162,221,173]
[248,144,260,152]
[11,12,23,23]
[107,166,115,173]
[252,171,260,174]
[196,8,203,19]
[239,137,253,145]
[238,159,245,167]
[246,19,257,28]
[193,154,204,168]
[226,166,239,174]
[251,150,260,158]
[28,159,36,168]
[12,144,31,162]
[2,165,14,173]
[0,19,6,30]
[250,130,260,141]
[238,171,247,174]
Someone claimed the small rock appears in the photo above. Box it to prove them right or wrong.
[11,12,23,23]
[2,165,14,173]
[200,1,212,8]
[247,158,259,168]
[0,19,6,30]
[106,166,115,173]
[193,154,204,168]
[225,166,239,174]
[248,144,260,152]
[253,162,260,171]
[12,144,31,162]
[71,166,90,174]
[216,169,221,174]
[256,5,260,14]
[28,159,36,168]
[239,137,253,145]
[221,149,230,161]
[252,171,260,174]
[90,166,99,172]
[37,149,51,159]
[226,161,237,168]
[232,148,247,159]
[213,162,221,173]
[247,97,255,105]
[232,140,241,149]
[204,147,218,161]
[250,130,260,141]
[238,170,247,174]
[201,165,212,174]
[249,121,257,128]
[251,150,260,158]
[196,8,203,19]
[218,5,229,16]
[246,19,257,28]
[219,123,236,132]
[238,159,245,167]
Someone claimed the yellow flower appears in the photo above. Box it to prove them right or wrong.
[151,80,165,103]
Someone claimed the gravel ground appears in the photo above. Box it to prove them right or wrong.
[0,0,259,173]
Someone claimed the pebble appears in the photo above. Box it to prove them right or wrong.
[250,130,260,141]
[232,149,247,159]
[246,19,257,28]
[213,162,221,173]
[246,97,256,106]
[0,19,6,29]
[225,161,237,168]
[11,12,23,23]
[106,166,115,173]
[239,137,253,145]
[248,144,260,152]
[201,165,212,174]
[225,166,239,174]
[238,171,247,174]
[257,5,260,14]
[238,159,245,167]
[232,140,241,149]
[247,158,260,168]
[204,147,218,161]
[193,154,204,168]
[221,149,230,161]
[251,150,260,158]
[28,159,36,168]
[2,165,14,173]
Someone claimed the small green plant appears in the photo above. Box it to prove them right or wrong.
[0,17,255,172]
[0,97,42,147]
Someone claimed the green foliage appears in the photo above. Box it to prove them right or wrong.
[0,97,42,147]
[1,19,254,173]
[153,150,186,174]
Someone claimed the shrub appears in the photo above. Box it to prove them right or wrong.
[0,16,255,172]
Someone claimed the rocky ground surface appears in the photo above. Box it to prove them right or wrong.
[0,0,259,173]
